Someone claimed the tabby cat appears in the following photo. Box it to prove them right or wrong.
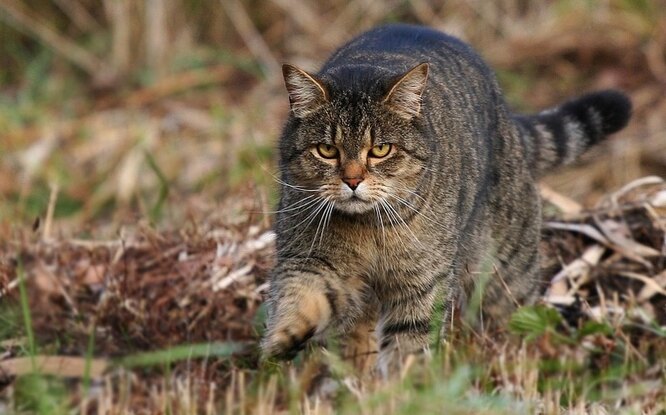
[261,24,631,374]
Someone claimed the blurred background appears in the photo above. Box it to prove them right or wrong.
[1,0,665,237]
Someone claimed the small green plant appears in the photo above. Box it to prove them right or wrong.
[13,374,68,415]
[143,149,170,222]
[509,304,566,342]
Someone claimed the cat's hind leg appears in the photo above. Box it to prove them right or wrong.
[480,186,542,328]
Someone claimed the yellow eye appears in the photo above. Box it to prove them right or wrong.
[369,143,392,158]
[316,143,339,159]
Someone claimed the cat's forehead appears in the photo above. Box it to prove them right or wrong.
[330,122,372,155]
[331,103,371,132]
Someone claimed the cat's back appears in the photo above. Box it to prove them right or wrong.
[321,24,484,74]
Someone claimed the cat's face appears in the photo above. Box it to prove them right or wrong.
[280,63,430,215]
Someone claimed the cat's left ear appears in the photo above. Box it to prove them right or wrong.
[383,62,429,119]
[282,64,329,118]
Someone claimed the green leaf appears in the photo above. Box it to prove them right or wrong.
[509,305,563,341]
[578,320,613,338]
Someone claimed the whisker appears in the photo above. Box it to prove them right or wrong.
[262,194,319,214]
[378,199,409,250]
[257,163,321,193]
[317,201,335,250]
[374,203,386,248]
[277,180,321,193]
[277,197,330,238]
[308,198,335,256]
[278,200,330,256]
[275,195,319,218]
[381,199,425,249]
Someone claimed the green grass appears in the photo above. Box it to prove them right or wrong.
[116,342,245,369]
[16,260,36,369]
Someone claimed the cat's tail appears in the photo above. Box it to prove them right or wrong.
[512,90,632,178]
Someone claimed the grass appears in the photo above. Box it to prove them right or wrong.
[1,0,666,413]
[16,261,35,369]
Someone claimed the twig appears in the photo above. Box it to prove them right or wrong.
[219,0,281,80]
[103,0,131,75]
[145,0,168,78]
[43,182,59,241]
[268,0,321,37]
[539,183,583,216]
[52,0,101,32]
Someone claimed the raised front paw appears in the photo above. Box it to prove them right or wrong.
[262,319,317,360]
[261,291,333,360]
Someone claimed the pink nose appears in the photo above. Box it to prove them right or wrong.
[343,177,363,190]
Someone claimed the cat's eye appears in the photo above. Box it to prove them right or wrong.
[369,143,392,158]
[316,143,339,159]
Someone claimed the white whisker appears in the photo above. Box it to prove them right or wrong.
[381,199,425,249]
[378,200,404,246]
[374,203,386,249]
[277,197,330,238]
[263,194,319,214]
[308,198,335,256]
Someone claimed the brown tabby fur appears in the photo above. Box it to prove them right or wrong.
[261,24,631,375]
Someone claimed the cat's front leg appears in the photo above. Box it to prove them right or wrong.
[261,258,366,360]
[376,279,450,377]
[262,275,332,359]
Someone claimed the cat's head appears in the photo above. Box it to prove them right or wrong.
[279,62,431,215]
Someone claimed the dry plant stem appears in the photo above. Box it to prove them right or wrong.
[220,0,281,80]
[539,183,583,216]
[269,0,322,38]
[52,0,101,32]
[42,182,59,241]
[103,0,131,76]
[145,0,168,78]
[0,1,105,77]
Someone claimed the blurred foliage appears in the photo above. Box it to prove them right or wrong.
[0,0,665,229]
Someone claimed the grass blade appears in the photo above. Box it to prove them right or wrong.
[17,259,36,371]
[116,342,246,368]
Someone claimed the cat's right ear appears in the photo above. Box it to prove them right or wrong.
[282,64,329,118]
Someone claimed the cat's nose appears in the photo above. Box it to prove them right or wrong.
[343,177,363,191]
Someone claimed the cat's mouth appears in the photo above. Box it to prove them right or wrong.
[335,194,375,214]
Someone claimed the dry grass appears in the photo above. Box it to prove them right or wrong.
[1,0,666,413]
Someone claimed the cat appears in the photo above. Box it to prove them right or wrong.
[261,23,631,374]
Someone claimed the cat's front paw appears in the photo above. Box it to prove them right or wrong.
[376,334,431,378]
[262,320,317,360]
[261,291,332,360]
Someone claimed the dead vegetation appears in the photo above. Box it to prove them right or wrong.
[1,179,665,413]
[1,0,666,413]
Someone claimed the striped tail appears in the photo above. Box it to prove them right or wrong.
[513,90,632,177]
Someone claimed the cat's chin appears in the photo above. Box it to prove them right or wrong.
[335,198,376,215]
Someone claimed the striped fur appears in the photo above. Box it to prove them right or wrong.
[262,24,632,376]
[514,90,631,177]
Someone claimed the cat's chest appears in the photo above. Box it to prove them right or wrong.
[328,216,436,271]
